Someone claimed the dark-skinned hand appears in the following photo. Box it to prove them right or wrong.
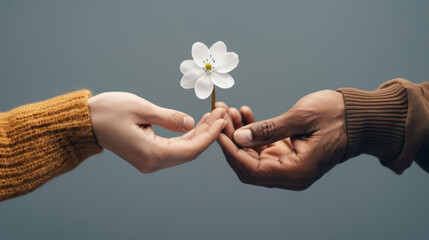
[217,90,347,190]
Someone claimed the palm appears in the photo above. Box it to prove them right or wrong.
[244,138,294,161]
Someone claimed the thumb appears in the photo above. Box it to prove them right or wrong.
[145,104,195,132]
[233,110,312,147]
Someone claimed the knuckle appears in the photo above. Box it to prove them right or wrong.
[169,111,184,128]
[255,121,276,139]
[137,99,154,114]
[202,112,210,119]
[143,104,157,119]
[391,77,406,82]
[182,143,198,161]
[289,109,320,133]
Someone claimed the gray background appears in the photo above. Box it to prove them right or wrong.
[1,0,428,239]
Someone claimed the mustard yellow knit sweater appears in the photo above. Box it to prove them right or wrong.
[0,90,102,201]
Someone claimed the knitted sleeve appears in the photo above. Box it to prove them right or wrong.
[0,90,103,201]
[337,78,429,174]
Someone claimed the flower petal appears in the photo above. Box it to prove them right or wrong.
[192,42,210,67]
[210,41,227,59]
[211,72,235,89]
[180,68,205,89]
[214,52,239,73]
[194,74,213,99]
[180,60,199,74]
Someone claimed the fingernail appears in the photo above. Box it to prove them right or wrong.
[183,116,194,130]
[234,129,252,145]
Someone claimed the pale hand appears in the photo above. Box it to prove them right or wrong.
[88,92,227,173]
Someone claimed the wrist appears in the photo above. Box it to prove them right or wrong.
[337,83,407,165]
[87,94,105,149]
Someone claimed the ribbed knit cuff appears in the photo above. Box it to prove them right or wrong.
[0,90,103,201]
[337,83,408,164]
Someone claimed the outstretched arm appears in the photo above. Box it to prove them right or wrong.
[217,78,429,190]
[0,90,226,201]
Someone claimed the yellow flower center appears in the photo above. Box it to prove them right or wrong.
[205,62,212,71]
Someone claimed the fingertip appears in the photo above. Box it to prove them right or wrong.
[229,107,242,128]
[213,118,228,131]
[212,107,226,119]
[222,119,228,128]
[183,116,195,130]
[215,102,228,110]
[230,107,239,112]
[218,107,227,117]
[240,106,255,124]
[240,106,252,115]
[233,128,253,146]
[229,107,240,118]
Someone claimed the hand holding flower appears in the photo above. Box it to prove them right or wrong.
[217,90,347,190]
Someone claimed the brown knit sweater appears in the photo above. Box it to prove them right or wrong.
[0,90,102,201]
[338,78,429,174]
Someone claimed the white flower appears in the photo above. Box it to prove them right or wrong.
[180,41,239,99]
